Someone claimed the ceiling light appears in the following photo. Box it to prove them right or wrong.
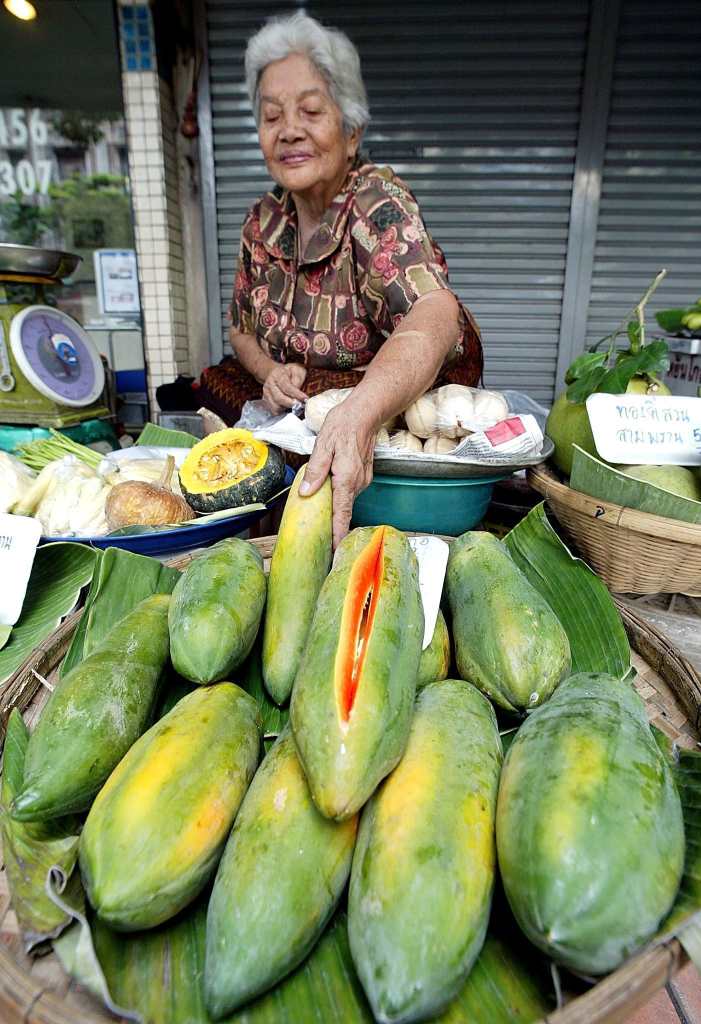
[3,0,37,20]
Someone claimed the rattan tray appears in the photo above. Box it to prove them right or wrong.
[0,538,699,1024]
[528,463,701,596]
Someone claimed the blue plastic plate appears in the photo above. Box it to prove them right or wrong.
[40,467,294,557]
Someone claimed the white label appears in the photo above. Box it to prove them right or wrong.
[408,535,449,649]
[93,250,141,316]
[586,393,701,465]
[0,513,42,626]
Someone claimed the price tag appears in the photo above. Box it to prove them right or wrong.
[0,513,42,627]
[586,393,701,465]
[408,535,449,649]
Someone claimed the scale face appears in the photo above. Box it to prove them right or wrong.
[9,305,105,408]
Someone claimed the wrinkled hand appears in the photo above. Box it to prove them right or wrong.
[262,363,308,414]
[299,404,376,548]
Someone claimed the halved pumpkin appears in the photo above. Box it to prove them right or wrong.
[179,429,286,513]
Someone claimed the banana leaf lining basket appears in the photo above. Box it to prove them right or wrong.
[528,463,701,596]
[0,537,699,1024]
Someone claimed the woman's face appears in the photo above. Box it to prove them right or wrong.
[257,53,360,202]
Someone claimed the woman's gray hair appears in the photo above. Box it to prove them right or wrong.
[245,12,370,136]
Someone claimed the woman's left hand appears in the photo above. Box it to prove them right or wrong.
[299,404,376,548]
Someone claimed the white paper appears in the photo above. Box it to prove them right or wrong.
[408,535,449,649]
[254,413,544,468]
[586,393,701,465]
[0,513,42,626]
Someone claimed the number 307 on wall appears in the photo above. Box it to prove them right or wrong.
[0,109,52,197]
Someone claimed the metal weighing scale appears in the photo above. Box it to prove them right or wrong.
[0,243,114,449]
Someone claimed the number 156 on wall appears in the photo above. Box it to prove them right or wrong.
[0,108,52,196]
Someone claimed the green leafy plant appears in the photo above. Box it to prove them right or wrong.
[565,269,670,403]
[0,192,53,246]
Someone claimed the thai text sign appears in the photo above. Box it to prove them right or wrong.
[586,393,701,465]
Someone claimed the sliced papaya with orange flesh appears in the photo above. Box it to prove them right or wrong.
[335,525,385,723]
[291,525,423,821]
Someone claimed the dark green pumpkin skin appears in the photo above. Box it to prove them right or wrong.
[168,539,266,685]
[349,680,502,1023]
[496,673,685,975]
[447,531,570,712]
[290,526,423,821]
[181,444,285,514]
[12,595,171,822]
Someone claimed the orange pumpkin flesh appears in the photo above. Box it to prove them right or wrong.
[335,526,386,723]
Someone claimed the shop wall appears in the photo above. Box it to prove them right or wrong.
[196,0,701,405]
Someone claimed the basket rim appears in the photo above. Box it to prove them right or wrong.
[528,463,701,546]
[0,535,699,1024]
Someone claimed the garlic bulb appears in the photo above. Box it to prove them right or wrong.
[389,430,423,454]
[404,393,439,438]
[423,435,456,454]
[375,427,391,446]
[435,385,475,439]
[304,388,353,433]
[473,389,509,425]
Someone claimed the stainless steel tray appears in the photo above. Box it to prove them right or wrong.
[372,436,554,479]
[0,243,81,280]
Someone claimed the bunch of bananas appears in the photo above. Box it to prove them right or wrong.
[682,298,701,332]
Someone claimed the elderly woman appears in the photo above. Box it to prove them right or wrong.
[197,12,482,545]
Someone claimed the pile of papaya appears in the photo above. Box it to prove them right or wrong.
[6,465,686,1024]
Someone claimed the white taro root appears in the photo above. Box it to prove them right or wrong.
[404,393,439,438]
[389,430,424,454]
[375,427,391,446]
[473,389,509,426]
[423,435,456,454]
[434,385,476,439]
[304,388,354,433]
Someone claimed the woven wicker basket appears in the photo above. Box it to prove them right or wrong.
[0,538,699,1024]
[528,463,701,596]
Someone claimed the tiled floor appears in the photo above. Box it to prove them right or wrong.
[627,964,701,1022]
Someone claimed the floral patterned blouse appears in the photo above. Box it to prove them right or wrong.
[230,160,481,373]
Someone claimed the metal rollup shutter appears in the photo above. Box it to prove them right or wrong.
[585,0,701,348]
[203,0,589,402]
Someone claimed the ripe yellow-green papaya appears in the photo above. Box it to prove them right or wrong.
[12,595,171,822]
[349,680,502,1023]
[80,683,261,931]
[416,609,450,688]
[447,532,570,712]
[204,726,356,1017]
[262,466,332,704]
[291,525,423,820]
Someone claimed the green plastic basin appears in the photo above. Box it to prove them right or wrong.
[352,472,512,536]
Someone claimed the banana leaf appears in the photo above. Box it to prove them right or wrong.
[504,503,630,678]
[240,639,289,740]
[136,423,199,448]
[60,547,181,676]
[52,896,552,1024]
[0,542,97,686]
[570,446,701,525]
[0,710,83,952]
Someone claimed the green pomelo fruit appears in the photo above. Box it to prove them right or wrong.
[621,464,701,501]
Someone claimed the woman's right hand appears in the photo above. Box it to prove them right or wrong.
[262,363,308,414]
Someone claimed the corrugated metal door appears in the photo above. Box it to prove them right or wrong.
[585,0,701,346]
[203,0,589,403]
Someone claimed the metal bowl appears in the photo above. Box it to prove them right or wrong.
[0,243,82,281]
[372,436,554,479]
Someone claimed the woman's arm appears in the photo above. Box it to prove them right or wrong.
[231,330,308,413]
[300,289,460,546]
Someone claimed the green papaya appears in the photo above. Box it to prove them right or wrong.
[80,683,260,931]
[349,680,502,1023]
[12,595,170,822]
[497,673,684,975]
[204,726,357,1018]
[168,538,266,685]
[416,609,450,689]
[446,532,570,712]
[291,525,423,821]
[262,466,332,705]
